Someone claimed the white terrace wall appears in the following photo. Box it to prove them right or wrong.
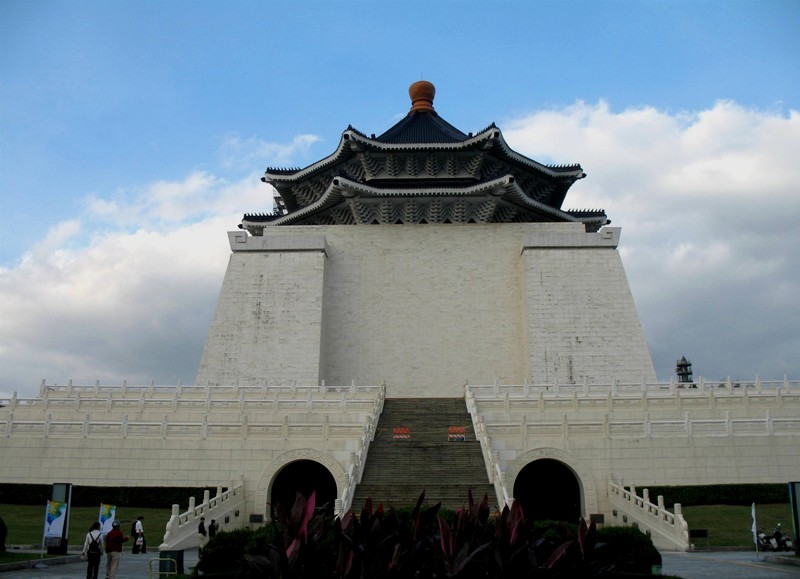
[196,224,655,397]
[0,383,384,521]
[468,380,800,522]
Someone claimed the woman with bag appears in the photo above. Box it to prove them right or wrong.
[80,521,103,579]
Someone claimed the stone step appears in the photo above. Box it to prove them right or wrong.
[352,397,494,510]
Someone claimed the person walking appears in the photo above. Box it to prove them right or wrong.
[208,519,218,539]
[131,516,146,554]
[197,517,208,549]
[103,520,129,579]
[80,521,103,579]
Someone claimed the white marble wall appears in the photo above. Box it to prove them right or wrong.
[196,223,655,397]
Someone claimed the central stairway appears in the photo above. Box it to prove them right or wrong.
[351,398,496,511]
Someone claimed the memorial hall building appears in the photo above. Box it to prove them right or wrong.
[1,82,797,551]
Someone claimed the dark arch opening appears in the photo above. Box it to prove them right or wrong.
[513,459,581,523]
[270,460,337,518]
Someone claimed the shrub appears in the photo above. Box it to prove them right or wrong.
[596,526,661,574]
[196,492,663,578]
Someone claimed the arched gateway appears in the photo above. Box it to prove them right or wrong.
[506,447,598,521]
[513,459,581,523]
[254,450,347,521]
[270,460,337,517]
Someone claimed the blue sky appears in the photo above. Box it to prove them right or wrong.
[1,1,799,397]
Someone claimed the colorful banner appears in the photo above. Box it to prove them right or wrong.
[99,503,116,534]
[751,502,758,545]
[44,500,67,538]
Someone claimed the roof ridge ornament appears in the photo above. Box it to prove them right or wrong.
[409,80,435,113]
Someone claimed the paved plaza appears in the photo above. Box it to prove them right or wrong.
[0,548,199,579]
[1,549,799,578]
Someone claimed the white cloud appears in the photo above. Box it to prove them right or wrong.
[504,100,800,382]
[219,134,322,170]
[0,170,269,399]
[2,105,798,399]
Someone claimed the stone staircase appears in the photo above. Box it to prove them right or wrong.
[351,398,496,512]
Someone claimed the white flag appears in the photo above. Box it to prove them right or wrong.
[751,502,757,545]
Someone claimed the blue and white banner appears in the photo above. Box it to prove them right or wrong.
[99,503,116,534]
[44,500,67,538]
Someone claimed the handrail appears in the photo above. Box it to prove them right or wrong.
[467,377,798,399]
[337,383,385,516]
[608,479,689,551]
[473,411,800,438]
[160,481,245,550]
[465,387,511,509]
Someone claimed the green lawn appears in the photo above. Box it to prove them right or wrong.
[0,504,171,547]
[682,503,793,548]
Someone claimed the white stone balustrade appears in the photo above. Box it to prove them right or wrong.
[338,383,385,515]
[160,481,245,551]
[465,387,512,509]
[0,383,386,441]
[607,479,690,551]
